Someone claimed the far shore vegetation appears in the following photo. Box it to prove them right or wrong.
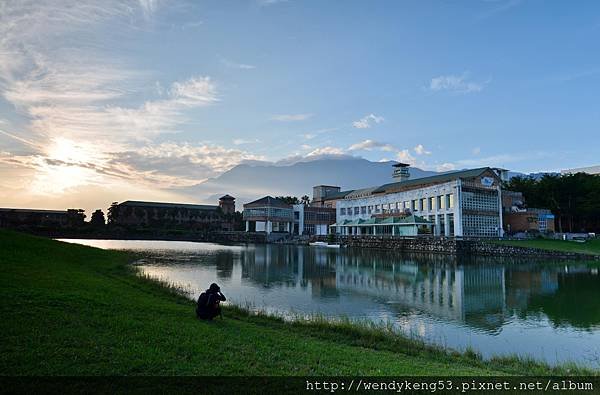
[1,230,597,376]
[491,238,600,257]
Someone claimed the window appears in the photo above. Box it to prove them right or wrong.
[438,196,444,210]
[354,207,360,215]
[447,194,454,209]
[367,206,372,214]
[419,198,426,211]
[428,197,435,211]
[361,206,366,214]
[340,208,346,215]
[412,200,418,211]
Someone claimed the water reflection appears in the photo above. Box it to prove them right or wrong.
[59,239,600,366]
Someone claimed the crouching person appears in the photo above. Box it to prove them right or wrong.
[196,283,226,320]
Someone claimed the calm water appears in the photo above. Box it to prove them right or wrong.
[61,239,600,367]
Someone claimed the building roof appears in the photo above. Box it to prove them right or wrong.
[373,167,497,194]
[118,200,218,210]
[344,187,380,199]
[219,194,235,200]
[243,196,292,208]
[322,189,354,200]
[0,208,68,214]
[332,215,432,227]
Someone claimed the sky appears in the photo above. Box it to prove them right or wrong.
[1,0,599,214]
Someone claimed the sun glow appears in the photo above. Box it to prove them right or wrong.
[30,138,104,195]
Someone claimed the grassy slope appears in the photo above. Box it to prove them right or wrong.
[491,238,600,256]
[0,230,590,376]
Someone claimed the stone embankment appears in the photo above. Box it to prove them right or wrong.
[311,235,598,260]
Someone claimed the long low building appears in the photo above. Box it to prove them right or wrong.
[110,195,236,231]
[330,165,504,238]
[0,208,85,228]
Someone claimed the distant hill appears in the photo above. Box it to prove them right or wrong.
[181,158,437,205]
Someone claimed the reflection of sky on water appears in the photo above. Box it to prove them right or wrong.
[60,239,600,368]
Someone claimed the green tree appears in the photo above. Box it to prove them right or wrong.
[276,196,300,205]
[504,173,600,233]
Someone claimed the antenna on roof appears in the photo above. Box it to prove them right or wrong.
[392,163,410,182]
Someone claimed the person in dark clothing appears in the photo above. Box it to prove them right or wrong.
[196,283,226,320]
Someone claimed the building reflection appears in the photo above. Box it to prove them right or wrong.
[238,245,600,331]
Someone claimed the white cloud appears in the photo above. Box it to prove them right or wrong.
[352,113,384,129]
[306,146,345,157]
[429,73,488,93]
[302,128,337,140]
[437,163,457,172]
[221,58,256,70]
[436,151,551,172]
[271,113,313,121]
[258,0,288,5]
[233,138,260,145]
[472,147,481,155]
[414,144,431,155]
[396,149,416,165]
[348,139,395,152]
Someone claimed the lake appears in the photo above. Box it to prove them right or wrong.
[60,239,600,368]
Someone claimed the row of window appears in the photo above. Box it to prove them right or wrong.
[340,194,455,216]
[243,207,294,219]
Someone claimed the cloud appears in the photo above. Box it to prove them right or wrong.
[348,139,396,152]
[477,0,522,20]
[429,73,488,93]
[472,147,481,155]
[270,113,313,121]
[352,114,384,129]
[258,0,288,5]
[414,144,431,155]
[306,146,346,157]
[396,150,416,165]
[233,138,260,145]
[437,163,457,172]
[345,139,418,165]
[435,151,551,172]
[302,128,337,140]
[220,57,256,70]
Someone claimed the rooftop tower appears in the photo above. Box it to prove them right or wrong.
[392,163,410,182]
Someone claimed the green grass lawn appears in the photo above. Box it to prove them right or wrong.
[491,238,600,256]
[0,230,592,376]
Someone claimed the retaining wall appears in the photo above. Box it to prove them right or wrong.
[312,235,598,260]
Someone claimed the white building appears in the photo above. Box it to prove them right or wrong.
[332,166,504,238]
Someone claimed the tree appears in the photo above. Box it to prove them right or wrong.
[107,202,119,225]
[301,195,311,205]
[504,173,600,233]
[276,196,300,205]
[90,209,106,227]
[66,209,86,227]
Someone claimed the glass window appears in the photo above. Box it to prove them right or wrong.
[438,195,444,210]
[412,200,418,211]
[361,206,366,214]
[340,208,346,215]
[448,194,454,208]
[420,198,426,211]
[354,207,360,215]
[429,197,435,211]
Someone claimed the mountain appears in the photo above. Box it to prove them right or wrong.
[181,158,437,205]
